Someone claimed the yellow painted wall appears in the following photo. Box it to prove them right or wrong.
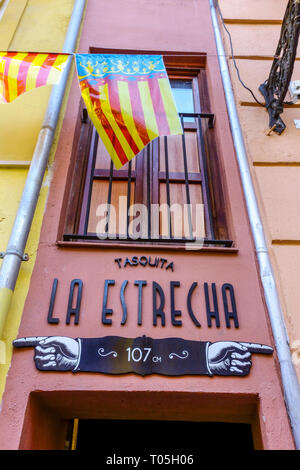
[0,0,76,400]
[219,0,300,379]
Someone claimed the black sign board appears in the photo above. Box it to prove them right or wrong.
[13,335,273,377]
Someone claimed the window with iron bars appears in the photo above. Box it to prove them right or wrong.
[61,52,232,249]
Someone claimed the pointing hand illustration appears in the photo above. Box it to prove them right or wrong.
[13,336,79,371]
[207,341,273,376]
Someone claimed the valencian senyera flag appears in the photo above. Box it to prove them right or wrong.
[0,52,69,103]
[75,54,183,169]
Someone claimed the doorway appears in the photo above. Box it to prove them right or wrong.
[73,419,254,452]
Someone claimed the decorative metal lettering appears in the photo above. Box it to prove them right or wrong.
[47,278,240,329]
[114,256,174,271]
[259,0,300,134]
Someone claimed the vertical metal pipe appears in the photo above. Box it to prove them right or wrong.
[210,0,300,449]
[84,130,98,235]
[0,0,86,337]
[196,115,215,240]
[180,114,193,239]
[105,159,114,235]
[147,143,151,239]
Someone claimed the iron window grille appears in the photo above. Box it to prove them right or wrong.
[61,54,232,249]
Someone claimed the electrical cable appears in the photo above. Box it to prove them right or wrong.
[215,0,266,107]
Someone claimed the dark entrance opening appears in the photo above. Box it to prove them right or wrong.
[75,419,254,453]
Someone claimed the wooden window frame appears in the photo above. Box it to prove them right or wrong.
[58,50,234,251]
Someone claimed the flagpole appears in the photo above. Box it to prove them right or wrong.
[0,0,86,338]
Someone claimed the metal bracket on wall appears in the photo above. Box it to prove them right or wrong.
[0,250,29,262]
[259,0,300,135]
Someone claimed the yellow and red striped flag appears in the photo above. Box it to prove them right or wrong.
[75,54,183,169]
[0,52,69,103]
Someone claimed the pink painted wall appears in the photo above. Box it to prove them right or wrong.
[0,0,294,450]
